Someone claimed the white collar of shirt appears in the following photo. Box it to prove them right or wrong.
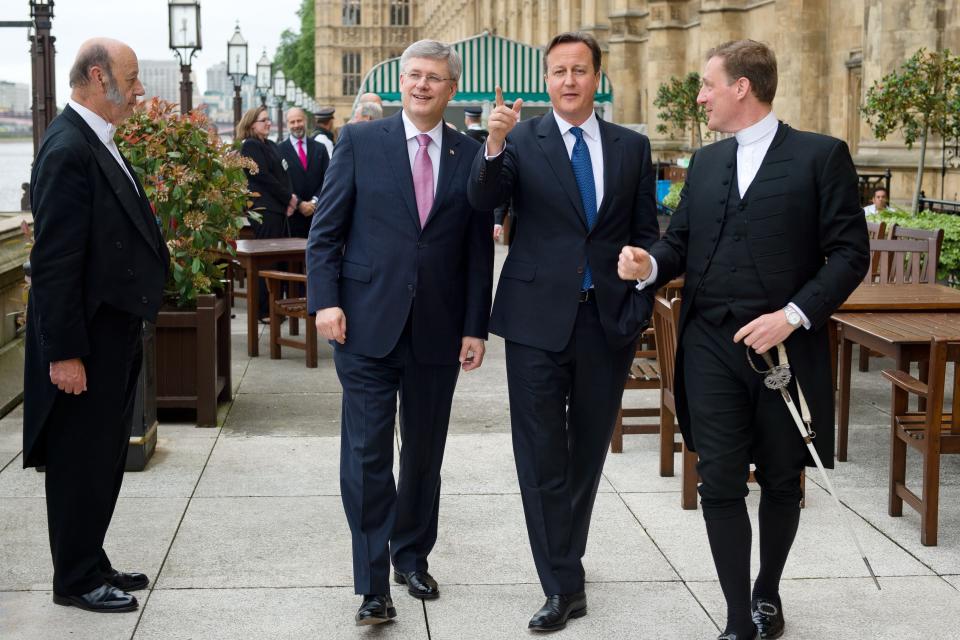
[401,110,444,147]
[733,110,778,197]
[401,110,443,196]
[552,110,604,208]
[68,98,138,192]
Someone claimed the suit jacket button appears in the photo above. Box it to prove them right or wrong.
[407,284,414,291]
[576,266,584,274]
[127,268,135,277]
[141,296,148,304]
[116,241,123,249]
[719,198,726,205]
[722,180,729,186]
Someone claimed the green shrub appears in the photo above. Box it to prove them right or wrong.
[663,181,683,210]
[867,208,960,285]
[117,99,256,307]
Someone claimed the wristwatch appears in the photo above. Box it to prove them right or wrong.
[784,306,803,328]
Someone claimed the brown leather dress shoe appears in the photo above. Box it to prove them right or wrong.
[52,584,138,613]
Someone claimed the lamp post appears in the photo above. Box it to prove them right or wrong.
[29,0,56,158]
[226,22,248,127]
[255,48,271,107]
[168,0,201,113]
[273,69,286,140]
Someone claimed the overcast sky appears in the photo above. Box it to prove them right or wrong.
[0,0,305,104]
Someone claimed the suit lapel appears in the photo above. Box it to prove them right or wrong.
[535,113,588,230]
[594,120,620,230]
[381,113,421,231]
[422,123,463,231]
[65,109,162,259]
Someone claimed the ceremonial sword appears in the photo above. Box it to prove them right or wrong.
[749,344,882,591]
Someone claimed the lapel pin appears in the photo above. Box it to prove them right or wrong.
[449,149,455,155]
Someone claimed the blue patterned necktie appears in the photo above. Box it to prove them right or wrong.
[570,126,597,290]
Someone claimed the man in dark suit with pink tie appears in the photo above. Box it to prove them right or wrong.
[306,39,493,626]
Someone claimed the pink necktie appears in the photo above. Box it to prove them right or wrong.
[413,133,434,228]
[297,138,307,169]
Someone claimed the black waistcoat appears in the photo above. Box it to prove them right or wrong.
[693,171,768,326]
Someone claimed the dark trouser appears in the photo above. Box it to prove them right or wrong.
[253,210,291,315]
[334,321,460,595]
[43,303,143,596]
[682,311,807,633]
[506,300,635,596]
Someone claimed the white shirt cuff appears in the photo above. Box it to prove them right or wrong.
[484,141,506,160]
[787,302,812,330]
[633,256,659,291]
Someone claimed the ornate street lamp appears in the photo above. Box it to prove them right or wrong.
[286,80,296,108]
[29,0,56,158]
[226,22,248,127]
[255,48,271,107]
[272,69,286,139]
[168,0,201,112]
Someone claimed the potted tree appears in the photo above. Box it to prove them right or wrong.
[117,98,256,428]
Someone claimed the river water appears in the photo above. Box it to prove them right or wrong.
[0,140,32,212]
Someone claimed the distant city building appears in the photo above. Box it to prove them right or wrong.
[206,62,260,120]
[0,81,31,114]
[139,60,182,104]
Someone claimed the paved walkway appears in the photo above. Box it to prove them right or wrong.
[2,245,960,639]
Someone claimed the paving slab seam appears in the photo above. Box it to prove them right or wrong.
[0,448,19,474]
[128,389,236,639]
[606,472,722,634]
[805,474,957,586]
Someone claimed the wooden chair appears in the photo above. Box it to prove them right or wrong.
[889,224,943,284]
[650,296,700,508]
[260,270,318,368]
[882,338,960,545]
[865,220,887,282]
[865,238,937,285]
[610,278,684,467]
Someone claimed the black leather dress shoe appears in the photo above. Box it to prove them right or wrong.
[718,627,757,640]
[393,569,439,600]
[355,594,396,626]
[102,569,149,592]
[52,584,138,613]
[528,592,587,632]
[751,598,785,639]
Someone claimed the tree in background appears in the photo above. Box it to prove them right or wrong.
[654,72,708,149]
[861,48,960,213]
[275,0,315,95]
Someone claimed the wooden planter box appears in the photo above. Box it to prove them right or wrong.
[155,293,232,426]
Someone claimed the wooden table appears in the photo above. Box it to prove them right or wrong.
[840,283,960,312]
[229,238,307,357]
[835,312,960,461]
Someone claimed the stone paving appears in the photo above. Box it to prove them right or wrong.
[2,244,960,639]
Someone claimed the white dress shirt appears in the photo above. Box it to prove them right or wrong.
[636,110,810,328]
[401,110,442,196]
[68,98,138,193]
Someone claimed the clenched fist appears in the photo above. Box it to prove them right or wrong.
[618,246,652,281]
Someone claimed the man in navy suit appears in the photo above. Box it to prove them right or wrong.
[468,31,659,632]
[277,107,330,238]
[307,39,493,626]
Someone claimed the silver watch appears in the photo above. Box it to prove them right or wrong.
[784,306,802,328]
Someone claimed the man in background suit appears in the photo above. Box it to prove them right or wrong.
[278,107,330,238]
[463,106,487,144]
[24,38,168,613]
[468,31,658,632]
[619,40,868,639]
[307,39,493,626]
